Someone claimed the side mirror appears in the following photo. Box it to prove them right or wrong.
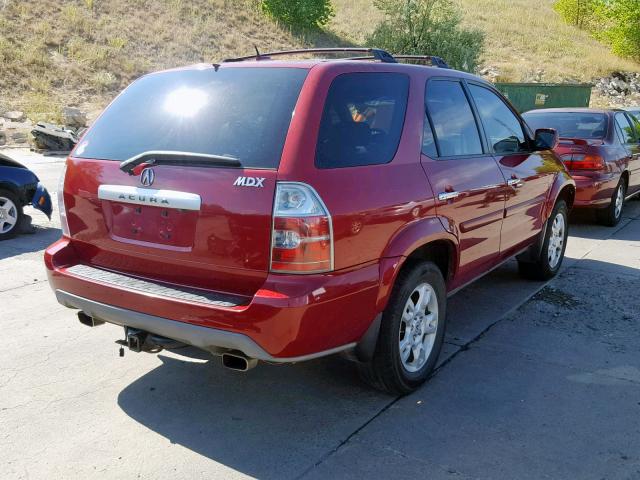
[534,128,559,150]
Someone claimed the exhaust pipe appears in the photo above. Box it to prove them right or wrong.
[222,352,258,372]
[77,311,105,327]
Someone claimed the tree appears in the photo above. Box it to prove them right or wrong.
[261,0,334,30]
[597,0,640,61]
[554,0,640,61]
[366,0,484,72]
[553,0,601,29]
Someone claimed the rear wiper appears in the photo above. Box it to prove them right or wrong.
[119,150,242,175]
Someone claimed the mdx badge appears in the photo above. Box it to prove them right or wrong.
[140,167,155,187]
[234,176,265,188]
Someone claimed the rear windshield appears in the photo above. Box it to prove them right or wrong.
[523,112,607,139]
[75,67,308,169]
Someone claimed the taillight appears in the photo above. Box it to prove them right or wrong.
[271,182,333,273]
[561,153,605,171]
[57,162,70,236]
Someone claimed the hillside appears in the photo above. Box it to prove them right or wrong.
[1,0,639,123]
[332,0,640,82]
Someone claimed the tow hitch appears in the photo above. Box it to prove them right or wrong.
[116,328,185,356]
[126,328,147,352]
[116,327,150,356]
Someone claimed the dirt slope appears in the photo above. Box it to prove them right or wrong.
[1,0,638,121]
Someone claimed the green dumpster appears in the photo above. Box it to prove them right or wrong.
[494,83,593,113]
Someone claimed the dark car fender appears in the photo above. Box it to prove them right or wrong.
[0,155,52,218]
[32,182,53,219]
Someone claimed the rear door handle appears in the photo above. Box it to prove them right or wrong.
[438,191,460,201]
[507,178,524,188]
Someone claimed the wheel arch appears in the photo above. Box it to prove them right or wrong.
[376,217,458,313]
[544,172,575,219]
[620,170,630,190]
[0,181,27,204]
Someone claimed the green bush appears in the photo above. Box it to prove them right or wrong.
[366,0,484,72]
[261,0,334,30]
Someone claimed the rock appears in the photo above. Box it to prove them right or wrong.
[62,107,87,128]
[478,65,500,81]
[4,120,32,130]
[3,111,25,122]
[10,131,29,144]
[0,130,5,146]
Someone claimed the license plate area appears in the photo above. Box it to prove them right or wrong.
[103,202,199,249]
[98,185,201,250]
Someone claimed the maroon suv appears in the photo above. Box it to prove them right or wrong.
[45,48,575,394]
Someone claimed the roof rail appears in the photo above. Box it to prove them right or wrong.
[392,55,451,69]
[223,47,397,63]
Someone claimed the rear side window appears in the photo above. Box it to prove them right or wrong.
[425,80,483,157]
[615,113,636,144]
[315,73,409,168]
[75,67,308,169]
[468,84,528,154]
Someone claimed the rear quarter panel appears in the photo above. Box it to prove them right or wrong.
[278,63,442,271]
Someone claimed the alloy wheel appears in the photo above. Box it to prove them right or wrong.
[399,283,438,373]
[614,185,624,220]
[547,212,565,269]
[0,196,18,234]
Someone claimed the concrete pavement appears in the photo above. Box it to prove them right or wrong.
[1,150,639,479]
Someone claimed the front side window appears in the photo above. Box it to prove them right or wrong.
[468,84,528,154]
[315,73,409,168]
[425,80,483,157]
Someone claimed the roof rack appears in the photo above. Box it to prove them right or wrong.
[349,54,450,69]
[221,48,451,69]
[391,55,451,69]
[223,47,397,63]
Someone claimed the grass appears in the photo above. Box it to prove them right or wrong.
[0,0,638,122]
[0,0,311,120]
[330,0,640,81]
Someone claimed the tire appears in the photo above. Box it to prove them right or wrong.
[0,189,23,240]
[358,261,446,395]
[597,180,625,227]
[518,200,568,281]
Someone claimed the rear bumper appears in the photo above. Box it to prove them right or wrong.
[45,238,381,360]
[55,290,356,362]
[571,172,619,208]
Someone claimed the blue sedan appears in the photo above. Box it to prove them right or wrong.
[0,153,52,239]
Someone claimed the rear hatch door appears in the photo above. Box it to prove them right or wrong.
[66,65,308,296]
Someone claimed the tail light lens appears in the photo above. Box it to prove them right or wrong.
[271,182,333,273]
[561,153,605,170]
[57,162,70,236]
